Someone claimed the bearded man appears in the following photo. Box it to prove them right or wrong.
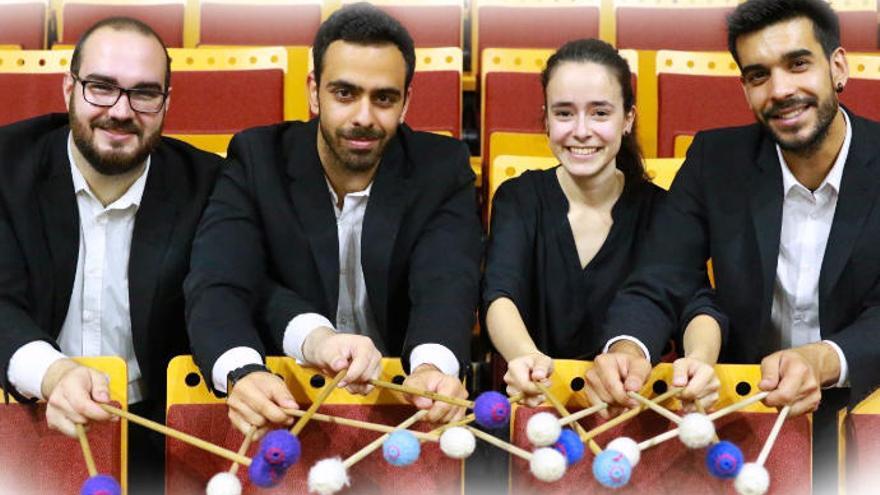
[184,3,481,435]
[587,0,880,492]
[0,17,221,493]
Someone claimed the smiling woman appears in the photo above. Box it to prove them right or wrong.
[482,38,724,408]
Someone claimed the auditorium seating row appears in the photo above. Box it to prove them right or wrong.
[2,355,878,494]
[1,0,877,60]
[0,46,462,155]
[480,48,880,168]
[5,45,879,191]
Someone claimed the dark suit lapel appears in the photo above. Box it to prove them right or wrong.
[820,116,880,302]
[749,134,784,329]
[129,151,179,358]
[362,134,411,332]
[286,121,340,313]
[37,130,80,333]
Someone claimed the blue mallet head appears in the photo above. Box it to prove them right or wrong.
[473,391,511,429]
[706,440,744,479]
[80,475,122,495]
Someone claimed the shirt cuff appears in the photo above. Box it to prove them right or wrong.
[8,341,67,400]
[409,344,460,377]
[282,313,336,364]
[821,340,849,388]
[211,346,264,393]
[603,335,652,363]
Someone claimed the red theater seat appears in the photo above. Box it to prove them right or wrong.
[0,0,47,49]
[165,356,463,495]
[655,50,753,157]
[479,47,553,197]
[343,0,464,49]
[840,54,880,123]
[509,362,811,494]
[0,49,69,126]
[832,0,878,51]
[656,51,880,158]
[163,47,288,154]
[472,0,600,75]
[197,0,322,47]
[845,388,880,495]
[407,47,463,138]
[614,0,735,51]
[0,357,127,494]
[58,0,186,47]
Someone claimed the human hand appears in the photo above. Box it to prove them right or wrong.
[759,347,831,416]
[584,341,651,418]
[302,327,382,395]
[672,356,720,412]
[403,364,468,423]
[227,371,298,438]
[504,352,554,408]
[42,359,113,437]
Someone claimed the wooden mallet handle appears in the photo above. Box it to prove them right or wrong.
[291,369,347,436]
[535,381,602,455]
[99,404,250,465]
[581,386,683,443]
[465,425,533,461]
[75,423,98,477]
[637,391,770,450]
[229,426,256,475]
[283,407,439,441]
[370,379,473,408]
[756,405,790,466]
[343,409,428,468]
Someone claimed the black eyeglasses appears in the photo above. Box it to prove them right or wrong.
[71,73,168,114]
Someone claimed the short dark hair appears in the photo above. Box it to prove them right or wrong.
[312,2,415,90]
[541,38,648,184]
[727,0,840,67]
[70,17,172,90]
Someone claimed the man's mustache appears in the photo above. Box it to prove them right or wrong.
[762,96,816,120]
[337,127,385,140]
[93,117,142,137]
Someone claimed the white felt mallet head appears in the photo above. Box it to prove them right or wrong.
[679,413,716,449]
[308,458,350,495]
[526,412,562,447]
[734,462,770,495]
[529,447,567,482]
[206,472,242,495]
[606,437,641,467]
[440,427,476,459]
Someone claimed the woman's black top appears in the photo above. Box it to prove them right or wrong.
[483,166,670,359]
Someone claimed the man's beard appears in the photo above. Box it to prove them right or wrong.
[70,102,161,176]
[760,93,838,157]
[319,119,387,173]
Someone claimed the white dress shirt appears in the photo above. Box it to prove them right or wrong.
[771,110,851,387]
[7,134,149,402]
[212,179,460,393]
[606,111,851,388]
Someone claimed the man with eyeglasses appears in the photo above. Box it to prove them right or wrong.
[0,17,220,492]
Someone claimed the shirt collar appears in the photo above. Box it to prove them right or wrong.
[777,108,851,196]
[67,132,151,211]
[325,176,373,207]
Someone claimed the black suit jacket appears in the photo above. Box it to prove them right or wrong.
[605,111,880,404]
[0,114,221,405]
[185,119,482,386]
